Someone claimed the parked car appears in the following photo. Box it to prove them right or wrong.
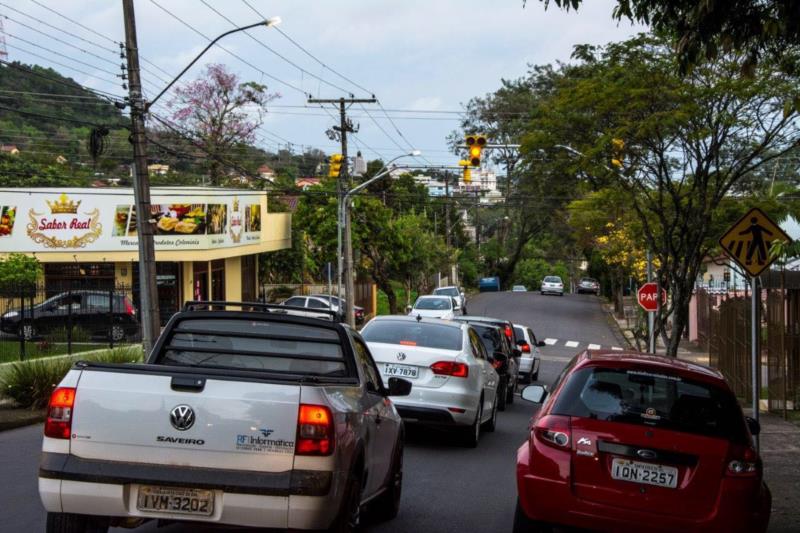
[452,315,522,409]
[0,290,138,342]
[39,301,412,532]
[511,285,527,292]
[459,320,519,411]
[577,277,600,295]
[280,295,365,324]
[361,316,500,447]
[540,275,564,296]
[513,324,544,382]
[432,285,467,314]
[515,350,771,533]
[478,276,501,292]
[407,295,456,319]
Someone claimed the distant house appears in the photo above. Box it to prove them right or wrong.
[295,177,321,190]
[55,155,68,165]
[147,164,169,176]
[1,145,19,155]
[258,164,276,180]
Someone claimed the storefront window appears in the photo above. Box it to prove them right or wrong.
[44,263,115,294]
[132,262,181,325]
[193,261,209,301]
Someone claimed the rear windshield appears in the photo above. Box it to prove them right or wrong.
[361,321,463,351]
[414,297,451,310]
[544,276,562,283]
[552,367,747,442]
[434,287,459,297]
[471,324,504,355]
[158,318,349,377]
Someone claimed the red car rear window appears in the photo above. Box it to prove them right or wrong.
[551,367,748,443]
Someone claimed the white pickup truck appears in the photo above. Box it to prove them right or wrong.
[38,302,412,533]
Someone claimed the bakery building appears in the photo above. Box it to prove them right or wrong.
[0,187,291,321]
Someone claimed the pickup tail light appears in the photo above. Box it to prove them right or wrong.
[430,361,469,378]
[44,387,76,439]
[520,342,531,354]
[534,415,571,450]
[296,404,334,456]
[726,445,760,477]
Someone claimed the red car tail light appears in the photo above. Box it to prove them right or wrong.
[124,298,136,317]
[520,342,531,353]
[534,415,571,449]
[726,445,760,477]
[504,325,513,339]
[430,361,469,378]
[296,404,334,456]
[44,387,76,439]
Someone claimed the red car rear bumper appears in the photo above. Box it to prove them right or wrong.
[516,443,771,533]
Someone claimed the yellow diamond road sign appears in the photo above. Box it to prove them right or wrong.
[719,207,791,278]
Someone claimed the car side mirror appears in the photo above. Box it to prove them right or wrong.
[521,385,547,404]
[745,416,760,436]
[387,377,412,397]
[516,339,526,346]
[493,351,507,362]
[512,348,522,358]
[537,340,546,347]
[405,305,412,314]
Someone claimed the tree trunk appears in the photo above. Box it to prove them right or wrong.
[376,276,398,315]
[615,271,625,319]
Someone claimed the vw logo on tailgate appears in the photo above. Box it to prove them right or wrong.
[636,449,657,460]
[170,405,196,431]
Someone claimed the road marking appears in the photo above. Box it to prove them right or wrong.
[611,346,624,351]
[544,338,557,345]
[587,343,601,350]
[565,341,579,348]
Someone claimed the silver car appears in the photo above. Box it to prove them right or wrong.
[540,275,564,296]
[513,324,544,382]
[361,316,500,447]
[432,285,467,313]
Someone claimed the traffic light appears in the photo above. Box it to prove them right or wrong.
[465,134,487,167]
[459,159,472,183]
[328,154,343,178]
[611,138,624,169]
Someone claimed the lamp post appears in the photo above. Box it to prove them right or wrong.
[339,151,421,326]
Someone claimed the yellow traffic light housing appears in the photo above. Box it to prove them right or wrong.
[328,154,344,178]
[611,138,624,169]
[459,159,472,183]
[465,134,487,167]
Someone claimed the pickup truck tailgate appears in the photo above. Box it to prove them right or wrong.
[69,369,300,472]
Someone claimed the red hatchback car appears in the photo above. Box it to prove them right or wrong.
[515,351,771,533]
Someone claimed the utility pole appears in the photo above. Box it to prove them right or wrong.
[444,171,452,249]
[122,0,159,354]
[309,97,376,327]
[646,250,655,354]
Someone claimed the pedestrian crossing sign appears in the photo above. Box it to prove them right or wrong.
[719,207,791,278]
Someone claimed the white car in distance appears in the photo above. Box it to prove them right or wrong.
[540,275,564,296]
[407,295,456,319]
[361,316,500,447]
[432,286,466,313]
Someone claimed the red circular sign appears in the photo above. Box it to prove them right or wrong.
[637,282,667,312]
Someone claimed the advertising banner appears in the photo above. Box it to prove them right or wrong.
[0,188,263,253]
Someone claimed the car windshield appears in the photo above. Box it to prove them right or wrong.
[434,287,459,297]
[513,285,526,290]
[159,318,349,377]
[414,297,451,310]
[551,367,747,443]
[580,278,596,284]
[362,321,463,351]
[544,276,562,283]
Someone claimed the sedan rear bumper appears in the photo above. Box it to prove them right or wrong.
[390,389,478,426]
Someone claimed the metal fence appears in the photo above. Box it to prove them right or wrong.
[763,270,800,417]
[0,284,141,363]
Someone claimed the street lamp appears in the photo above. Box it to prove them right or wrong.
[338,150,421,326]
[146,17,282,111]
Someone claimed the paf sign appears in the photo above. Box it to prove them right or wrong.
[719,207,791,277]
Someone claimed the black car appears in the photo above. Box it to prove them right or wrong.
[0,290,139,342]
[453,318,519,411]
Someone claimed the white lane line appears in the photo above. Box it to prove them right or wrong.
[611,346,624,351]
[587,343,601,350]
[544,338,558,345]
[565,341,579,348]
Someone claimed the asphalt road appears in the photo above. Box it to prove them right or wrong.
[0,291,619,533]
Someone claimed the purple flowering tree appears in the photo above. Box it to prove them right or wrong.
[168,63,279,185]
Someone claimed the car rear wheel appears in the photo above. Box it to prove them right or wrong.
[329,470,363,532]
[482,395,497,433]
[512,500,550,533]
[19,323,37,341]
[497,377,507,411]
[530,368,539,382]
[108,324,126,342]
[507,376,516,404]
[460,402,481,448]
[46,513,108,533]
[370,437,403,522]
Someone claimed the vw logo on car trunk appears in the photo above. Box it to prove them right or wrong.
[636,449,657,460]
[397,352,406,361]
[170,405,196,431]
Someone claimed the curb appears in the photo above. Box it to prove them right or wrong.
[602,304,635,350]
[0,410,45,432]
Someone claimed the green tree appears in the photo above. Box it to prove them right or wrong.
[0,253,42,290]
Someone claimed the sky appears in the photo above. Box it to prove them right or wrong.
[2,0,644,171]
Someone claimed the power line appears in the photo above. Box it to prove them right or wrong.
[3,43,121,86]
[4,32,121,78]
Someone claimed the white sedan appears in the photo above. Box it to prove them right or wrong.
[407,295,456,319]
[513,324,543,382]
[361,316,500,447]
[540,275,564,296]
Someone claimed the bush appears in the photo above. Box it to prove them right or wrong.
[47,326,92,343]
[0,346,143,409]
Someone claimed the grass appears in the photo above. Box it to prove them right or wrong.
[0,339,105,364]
[377,285,419,315]
[0,346,143,408]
